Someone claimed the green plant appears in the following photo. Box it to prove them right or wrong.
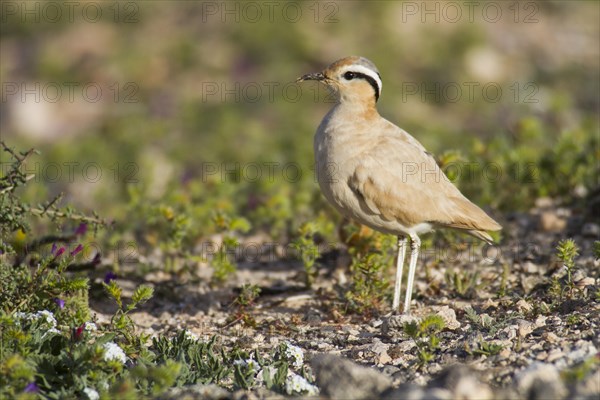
[555,238,581,300]
[210,211,251,283]
[226,283,262,327]
[403,314,446,367]
[344,232,395,315]
[103,280,154,354]
[151,333,229,387]
[471,339,504,356]
[464,306,507,335]
[444,268,480,299]
[0,142,104,254]
[291,222,321,289]
[0,143,107,326]
[497,263,510,297]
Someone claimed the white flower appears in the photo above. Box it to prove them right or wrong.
[36,310,57,328]
[102,342,127,364]
[14,311,32,321]
[285,372,319,395]
[41,328,61,339]
[84,322,97,332]
[14,310,56,329]
[183,329,199,341]
[284,342,304,368]
[83,387,99,400]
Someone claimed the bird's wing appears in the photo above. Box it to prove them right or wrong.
[347,133,501,234]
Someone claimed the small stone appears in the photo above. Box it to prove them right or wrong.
[382,383,424,400]
[312,354,392,400]
[575,276,595,288]
[428,364,492,400]
[481,299,499,310]
[582,222,600,238]
[435,306,460,330]
[539,211,567,232]
[522,261,539,274]
[535,351,548,361]
[371,319,384,328]
[546,348,564,363]
[381,365,400,377]
[304,309,322,325]
[516,299,533,313]
[534,315,547,328]
[370,338,392,365]
[382,314,419,334]
[516,363,566,400]
[517,320,535,337]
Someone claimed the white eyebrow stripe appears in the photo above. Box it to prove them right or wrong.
[342,64,383,95]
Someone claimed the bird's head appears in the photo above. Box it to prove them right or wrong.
[297,56,382,106]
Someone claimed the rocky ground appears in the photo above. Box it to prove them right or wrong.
[90,207,600,400]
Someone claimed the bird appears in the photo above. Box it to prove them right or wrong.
[297,56,501,314]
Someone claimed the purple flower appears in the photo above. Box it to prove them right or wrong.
[54,298,65,309]
[70,244,83,256]
[75,223,88,236]
[51,243,57,254]
[24,382,39,393]
[104,271,117,283]
[54,247,66,258]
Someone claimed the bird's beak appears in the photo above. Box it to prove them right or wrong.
[297,72,325,83]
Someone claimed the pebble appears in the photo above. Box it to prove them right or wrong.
[435,306,461,330]
[542,332,560,344]
[582,222,600,237]
[516,363,566,400]
[370,338,392,365]
[517,320,535,337]
[546,348,564,363]
[539,211,567,232]
[516,299,533,313]
[534,315,547,328]
[312,354,392,400]
[522,261,540,274]
[428,364,493,400]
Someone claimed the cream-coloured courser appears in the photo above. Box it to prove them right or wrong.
[298,56,501,314]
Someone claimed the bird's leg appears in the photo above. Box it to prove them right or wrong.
[403,235,421,315]
[392,236,408,311]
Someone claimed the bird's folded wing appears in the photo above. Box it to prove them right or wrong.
[348,137,501,232]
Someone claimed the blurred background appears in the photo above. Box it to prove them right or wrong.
[1,1,598,246]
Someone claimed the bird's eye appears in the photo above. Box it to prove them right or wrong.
[344,71,355,80]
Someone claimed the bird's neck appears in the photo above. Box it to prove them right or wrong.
[337,96,380,121]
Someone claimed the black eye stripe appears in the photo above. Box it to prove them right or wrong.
[343,71,380,102]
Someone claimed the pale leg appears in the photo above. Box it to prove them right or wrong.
[392,236,407,311]
[403,235,421,315]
